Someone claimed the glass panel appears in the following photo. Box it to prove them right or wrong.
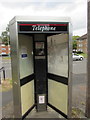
[47,33,68,77]
[19,34,34,79]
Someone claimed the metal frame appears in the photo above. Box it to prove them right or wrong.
[68,22,73,118]
[9,16,72,118]
[9,21,22,118]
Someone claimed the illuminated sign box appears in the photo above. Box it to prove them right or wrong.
[18,22,68,33]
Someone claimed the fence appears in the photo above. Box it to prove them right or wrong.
[0,67,5,84]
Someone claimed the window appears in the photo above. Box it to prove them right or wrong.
[79,40,81,42]
[2,52,6,54]
[1,44,5,46]
[2,48,6,50]
[78,44,83,47]
[78,49,83,52]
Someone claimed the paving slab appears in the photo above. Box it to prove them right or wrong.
[26,107,64,118]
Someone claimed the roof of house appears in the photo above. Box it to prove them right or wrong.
[77,34,87,40]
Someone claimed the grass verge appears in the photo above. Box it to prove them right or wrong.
[77,53,87,58]
[2,56,11,60]
[0,79,12,92]
[72,108,85,118]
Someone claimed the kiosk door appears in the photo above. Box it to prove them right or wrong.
[47,33,68,118]
[34,34,47,111]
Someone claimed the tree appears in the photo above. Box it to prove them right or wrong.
[0,25,10,45]
[73,40,77,50]
[72,36,80,51]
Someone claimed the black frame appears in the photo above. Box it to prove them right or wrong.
[18,22,68,33]
[18,22,69,118]
[33,34,47,111]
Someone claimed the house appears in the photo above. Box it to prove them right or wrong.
[0,44,10,56]
[77,34,87,54]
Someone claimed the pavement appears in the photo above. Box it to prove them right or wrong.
[73,58,87,74]
[72,58,87,114]
[2,57,12,79]
[0,85,2,120]
[0,56,2,84]
[1,57,87,118]
[2,89,13,106]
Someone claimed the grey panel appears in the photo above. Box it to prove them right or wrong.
[9,16,71,25]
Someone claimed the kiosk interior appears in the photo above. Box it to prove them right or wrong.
[9,16,72,119]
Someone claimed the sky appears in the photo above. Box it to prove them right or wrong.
[0,0,87,36]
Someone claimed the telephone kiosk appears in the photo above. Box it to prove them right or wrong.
[9,16,72,119]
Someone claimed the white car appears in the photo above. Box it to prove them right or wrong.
[72,54,84,61]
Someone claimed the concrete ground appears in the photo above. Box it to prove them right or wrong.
[1,57,87,119]
[26,107,64,118]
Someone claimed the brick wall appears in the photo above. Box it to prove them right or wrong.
[0,44,10,55]
[77,39,87,53]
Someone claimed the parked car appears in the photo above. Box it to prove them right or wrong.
[72,54,84,61]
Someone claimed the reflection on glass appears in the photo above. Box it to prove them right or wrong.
[47,34,68,77]
[35,42,45,56]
